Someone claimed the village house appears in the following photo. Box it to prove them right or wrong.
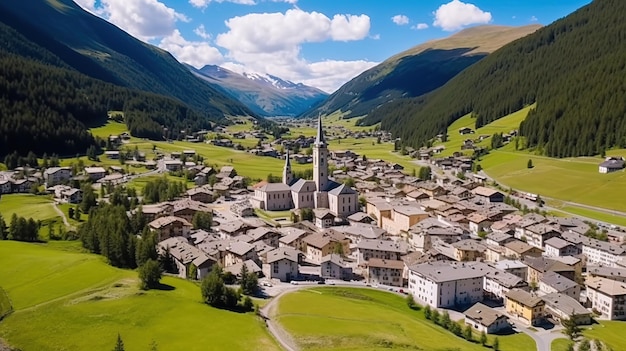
[408,261,491,308]
[320,254,352,280]
[472,186,505,203]
[586,277,626,320]
[278,227,309,252]
[43,167,72,186]
[543,237,582,257]
[542,293,592,325]
[158,237,215,280]
[148,216,192,242]
[302,232,348,264]
[493,260,528,281]
[186,187,214,203]
[505,288,545,326]
[262,247,302,282]
[164,160,183,172]
[483,269,529,301]
[504,240,543,260]
[452,239,486,262]
[84,166,106,181]
[356,239,407,266]
[381,206,429,235]
[522,223,562,249]
[313,208,335,229]
[223,241,258,267]
[538,271,581,300]
[464,302,511,334]
[247,227,282,248]
[524,256,576,286]
[366,199,393,227]
[598,156,625,173]
[366,258,404,287]
[587,266,626,283]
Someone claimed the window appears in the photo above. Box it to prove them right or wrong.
[273,263,279,274]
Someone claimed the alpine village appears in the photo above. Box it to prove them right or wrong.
[2,1,626,351]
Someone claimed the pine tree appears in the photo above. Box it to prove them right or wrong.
[423,305,431,320]
[463,324,473,341]
[492,337,500,351]
[112,334,124,351]
[479,330,487,346]
[562,311,581,341]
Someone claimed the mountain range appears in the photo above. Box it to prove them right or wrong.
[301,24,541,121]
[378,0,626,158]
[188,65,327,117]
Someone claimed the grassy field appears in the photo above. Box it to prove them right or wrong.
[90,120,128,139]
[557,205,626,227]
[584,321,626,350]
[550,338,572,351]
[276,287,534,351]
[0,194,56,221]
[327,138,419,175]
[0,241,279,351]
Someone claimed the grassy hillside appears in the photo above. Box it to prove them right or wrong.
[276,287,535,351]
[0,241,279,351]
[380,0,626,158]
[303,25,540,122]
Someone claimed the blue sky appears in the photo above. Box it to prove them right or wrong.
[76,0,590,93]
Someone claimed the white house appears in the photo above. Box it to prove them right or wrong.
[483,269,529,301]
[262,247,301,282]
[586,276,626,320]
[538,271,581,300]
[408,261,492,308]
[464,302,510,334]
[43,167,72,186]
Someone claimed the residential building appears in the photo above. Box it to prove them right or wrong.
[148,216,192,242]
[542,293,592,325]
[43,167,71,186]
[84,167,106,181]
[164,160,183,171]
[302,232,347,264]
[505,288,545,326]
[525,256,576,286]
[543,237,581,257]
[598,157,625,173]
[223,241,258,267]
[366,258,404,287]
[278,227,309,251]
[464,302,511,334]
[538,271,581,300]
[158,237,215,280]
[381,206,429,235]
[262,247,301,282]
[483,269,529,301]
[320,254,352,280]
[587,266,626,283]
[452,239,486,262]
[493,260,528,280]
[472,186,505,203]
[356,239,407,266]
[504,240,543,259]
[408,261,492,308]
[586,277,626,320]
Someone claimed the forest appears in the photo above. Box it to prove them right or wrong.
[377,0,626,157]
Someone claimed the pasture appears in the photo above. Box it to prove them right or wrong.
[584,321,626,350]
[275,287,535,351]
[0,241,279,351]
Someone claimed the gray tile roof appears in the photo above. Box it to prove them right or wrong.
[540,271,578,292]
[409,261,492,283]
[464,302,509,327]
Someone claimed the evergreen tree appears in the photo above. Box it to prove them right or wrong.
[527,159,533,169]
[192,211,212,231]
[440,311,451,330]
[80,184,97,213]
[201,265,226,307]
[0,214,7,240]
[463,324,473,341]
[480,330,487,346]
[562,311,581,341]
[112,334,125,351]
[492,337,500,351]
[423,305,432,320]
[138,259,162,290]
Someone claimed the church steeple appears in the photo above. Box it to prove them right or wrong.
[282,148,293,185]
[314,113,325,147]
[313,114,328,192]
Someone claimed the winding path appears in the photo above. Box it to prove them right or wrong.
[261,290,300,351]
[51,202,72,230]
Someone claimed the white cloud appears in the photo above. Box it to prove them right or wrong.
[413,23,429,30]
[391,14,409,26]
[433,0,492,31]
[189,0,295,9]
[194,25,211,39]
[216,9,369,54]
[530,16,538,22]
[158,30,224,68]
[75,0,189,41]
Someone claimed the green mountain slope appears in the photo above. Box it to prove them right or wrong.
[301,25,540,121]
[0,0,253,119]
[379,0,626,158]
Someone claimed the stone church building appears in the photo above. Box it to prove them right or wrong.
[251,116,359,219]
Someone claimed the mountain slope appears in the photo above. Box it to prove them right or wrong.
[379,0,626,157]
[301,25,541,121]
[188,65,327,117]
[0,0,254,119]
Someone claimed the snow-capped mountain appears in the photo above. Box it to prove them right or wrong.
[187,65,327,117]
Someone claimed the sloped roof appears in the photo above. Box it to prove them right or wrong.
[328,183,357,195]
[464,302,508,327]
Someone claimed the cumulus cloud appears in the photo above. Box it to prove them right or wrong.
[530,15,538,22]
[391,14,409,26]
[194,24,212,39]
[159,30,224,68]
[75,0,189,41]
[413,23,429,30]
[189,0,295,9]
[433,0,492,31]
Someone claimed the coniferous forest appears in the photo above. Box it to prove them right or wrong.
[377,0,626,157]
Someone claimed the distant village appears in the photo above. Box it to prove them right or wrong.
[2,117,626,338]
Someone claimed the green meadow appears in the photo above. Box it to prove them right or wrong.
[276,287,536,351]
[584,321,626,350]
[0,241,279,351]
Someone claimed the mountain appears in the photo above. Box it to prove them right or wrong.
[188,65,328,117]
[0,0,254,119]
[300,25,541,121]
[380,0,626,157]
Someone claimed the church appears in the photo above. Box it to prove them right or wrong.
[251,115,359,219]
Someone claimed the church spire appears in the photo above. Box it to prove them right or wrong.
[314,113,325,147]
[282,148,292,185]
